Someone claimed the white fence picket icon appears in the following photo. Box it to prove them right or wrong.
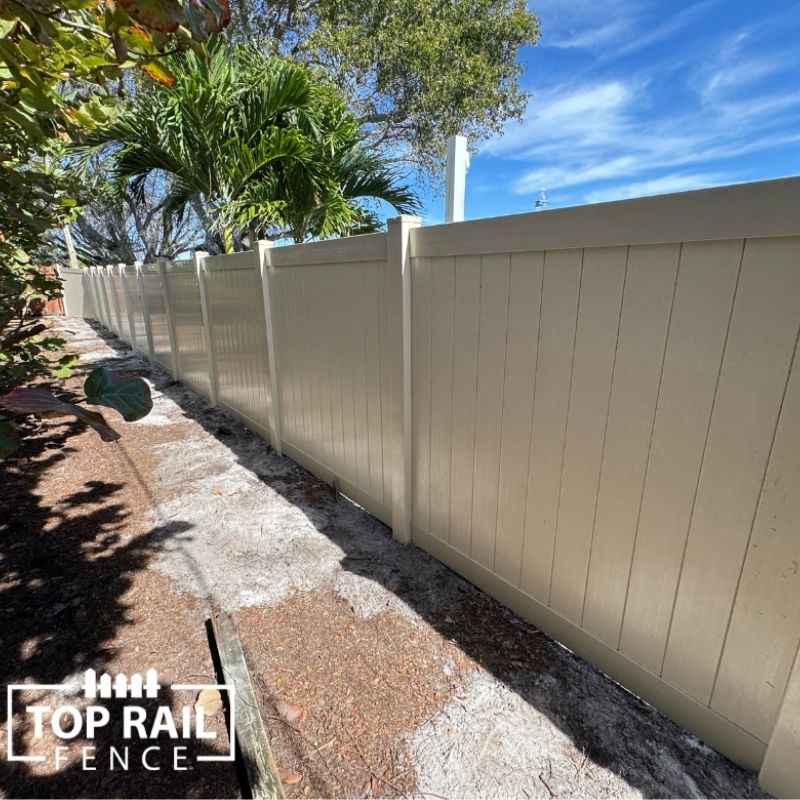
[83,668,161,699]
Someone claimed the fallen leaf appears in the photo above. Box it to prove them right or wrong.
[278,768,302,785]
[444,615,455,624]
[195,688,222,716]
[276,700,305,724]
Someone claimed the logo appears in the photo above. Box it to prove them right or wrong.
[6,669,235,771]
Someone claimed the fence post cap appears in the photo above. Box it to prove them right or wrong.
[387,215,422,227]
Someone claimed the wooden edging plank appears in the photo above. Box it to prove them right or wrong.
[209,613,285,800]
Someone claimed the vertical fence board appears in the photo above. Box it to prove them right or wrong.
[350,264,371,493]
[298,268,315,455]
[712,341,800,741]
[364,261,385,503]
[759,644,800,798]
[662,236,800,703]
[447,254,481,554]
[619,238,743,673]
[411,256,432,531]
[493,250,544,585]
[581,243,679,645]
[337,267,358,482]
[314,266,335,468]
[278,269,300,449]
[378,259,394,501]
[519,248,582,603]
[327,269,347,475]
[469,253,512,568]
[428,256,456,543]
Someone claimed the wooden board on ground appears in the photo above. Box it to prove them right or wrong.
[210,613,285,800]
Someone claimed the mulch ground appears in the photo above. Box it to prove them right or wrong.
[0,324,238,797]
[0,319,471,798]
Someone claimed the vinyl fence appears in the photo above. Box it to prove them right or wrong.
[62,177,800,798]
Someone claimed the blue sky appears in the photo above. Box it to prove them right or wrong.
[417,0,800,223]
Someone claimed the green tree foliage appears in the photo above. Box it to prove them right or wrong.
[1,0,229,448]
[228,0,540,173]
[84,42,420,249]
[45,166,205,265]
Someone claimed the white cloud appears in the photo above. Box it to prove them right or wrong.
[481,55,800,200]
[534,0,636,50]
[546,20,630,50]
[584,173,727,204]
[471,3,800,208]
[613,0,722,57]
[484,81,637,162]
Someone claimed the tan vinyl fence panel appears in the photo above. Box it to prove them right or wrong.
[123,267,146,351]
[140,266,172,373]
[410,189,800,778]
[165,260,210,399]
[270,234,393,524]
[60,268,90,318]
[96,268,113,331]
[59,177,800,797]
[109,267,128,337]
[204,251,272,438]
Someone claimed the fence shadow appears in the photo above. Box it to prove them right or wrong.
[0,410,235,797]
[86,322,767,800]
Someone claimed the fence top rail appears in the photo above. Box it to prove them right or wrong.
[412,175,800,259]
[204,250,256,271]
[270,231,387,267]
[168,257,194,270]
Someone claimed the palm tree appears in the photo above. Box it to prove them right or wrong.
[82,43,419,252]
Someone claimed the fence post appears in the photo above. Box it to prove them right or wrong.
[96,266,112,329]
[157,257,179,381]
[135,262,155,361]
[84,267,99,320]
[387,215,421,544]
[759,643,800,797]
[90,268,101,322]
[256,240,283,456]
[57,264,69,318]
[118,263,137,348]
[194,250,219,406]
[107,264,124,334]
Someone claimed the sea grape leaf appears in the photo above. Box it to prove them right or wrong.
[0,387,121,442]
[83,367,153,421]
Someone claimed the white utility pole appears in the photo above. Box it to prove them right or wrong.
[444,135,469,223]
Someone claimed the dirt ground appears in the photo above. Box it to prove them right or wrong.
[0,318,769,799]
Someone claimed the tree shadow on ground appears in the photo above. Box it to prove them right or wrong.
[0,411,237,797]
[87,321,767,800]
